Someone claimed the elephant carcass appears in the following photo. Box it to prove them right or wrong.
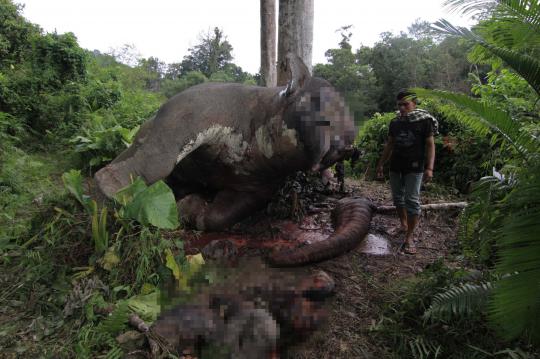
[94,54,356,233]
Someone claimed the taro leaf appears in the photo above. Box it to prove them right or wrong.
[114,177,147,206]
[123,180,179,229]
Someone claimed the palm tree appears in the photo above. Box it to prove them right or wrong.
[417,0,540,344]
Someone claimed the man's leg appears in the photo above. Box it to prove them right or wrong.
[403,172,424,253]
[397,207,408,232]
[389,171,407,232]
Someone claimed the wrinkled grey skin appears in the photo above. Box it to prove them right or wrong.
[95,54,355,231]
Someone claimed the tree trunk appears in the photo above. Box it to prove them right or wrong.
[277,0,313,86]
[260,0,277,87]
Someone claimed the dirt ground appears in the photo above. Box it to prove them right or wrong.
[283,178,464,359]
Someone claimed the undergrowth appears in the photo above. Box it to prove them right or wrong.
[372,260,537,358]
[0,161,192,357]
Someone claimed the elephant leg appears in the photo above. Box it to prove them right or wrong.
[95,145,182,198]
[177,193,209,230]
[178,190,269,232]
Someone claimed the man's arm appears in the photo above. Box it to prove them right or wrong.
[376,136,394,179]
[424,135,435,181]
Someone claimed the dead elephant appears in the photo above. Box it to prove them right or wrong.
[95,54,373,265]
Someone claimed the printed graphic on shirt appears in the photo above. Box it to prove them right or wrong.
[395,129,416,148]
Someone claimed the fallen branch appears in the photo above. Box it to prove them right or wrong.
[376,202,467,213]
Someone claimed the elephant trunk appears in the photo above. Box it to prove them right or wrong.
[267,198,374,267]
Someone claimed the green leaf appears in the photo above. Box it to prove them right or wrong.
[99,248,120,271]
[92,205,109,254]
[114,177,147,206]
[127,291,160,323]
[165,248,181,281]
[62,169,92,212]
[123,180,179,229]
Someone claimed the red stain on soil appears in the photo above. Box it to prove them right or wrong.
[179,213,334,256]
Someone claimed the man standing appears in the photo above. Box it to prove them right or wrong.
[376,90,437,254]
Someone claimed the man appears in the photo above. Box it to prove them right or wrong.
[376,90,437,254]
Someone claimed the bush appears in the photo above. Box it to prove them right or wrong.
[353,101,498,192]
[372,261,522,358]
[161,70,207,98]
[353,112,394,179]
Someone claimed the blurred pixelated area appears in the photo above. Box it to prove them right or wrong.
[297,86,356,158]
[124,260,334,358]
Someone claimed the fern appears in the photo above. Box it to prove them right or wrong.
[424,282,493,321]
[97,300,130,334]
[424,0,540,345]
[105,346,124,359]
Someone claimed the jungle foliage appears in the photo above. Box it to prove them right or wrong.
[1,0,539,356]
[356,0,540,354]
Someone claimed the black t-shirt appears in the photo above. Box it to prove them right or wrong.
[388,110,435,173]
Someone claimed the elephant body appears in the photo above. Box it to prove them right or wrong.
[95,55,358,233]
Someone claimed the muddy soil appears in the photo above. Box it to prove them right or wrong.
[288,178,464,358]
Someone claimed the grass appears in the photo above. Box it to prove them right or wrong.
[0,146,74,244]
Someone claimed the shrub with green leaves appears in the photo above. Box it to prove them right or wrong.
[353,112,394,179]
[71,119,139,169]
[160,70,207,98]
[353,101,498,192]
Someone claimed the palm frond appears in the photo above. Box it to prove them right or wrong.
[457,175,511,264]
[483,18,540,50]
[432,19,540,96]
[443,0,498,17]
[444,0,540,33]
[490,270,540,343]
[413,88,537,156]
[408,336,443,359]
[494,0,540,34]
[489,162,540,343]
[424,282,493,321]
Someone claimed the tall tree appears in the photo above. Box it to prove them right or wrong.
[180,27,233,78]
[314,26,380,121]
[137,56,166,91]
[277,0,314,85]
[260,0,277,87]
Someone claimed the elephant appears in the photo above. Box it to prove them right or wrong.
[94,54,373,265]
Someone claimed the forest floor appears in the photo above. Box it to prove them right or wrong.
[285,178,465,358]
[0,164,468,358]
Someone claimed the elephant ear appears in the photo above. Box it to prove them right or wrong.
[279,53,311,98]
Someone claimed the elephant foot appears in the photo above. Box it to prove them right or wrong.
[177,193,208,230]
[94,160,139,198]
[178,190,269,232]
